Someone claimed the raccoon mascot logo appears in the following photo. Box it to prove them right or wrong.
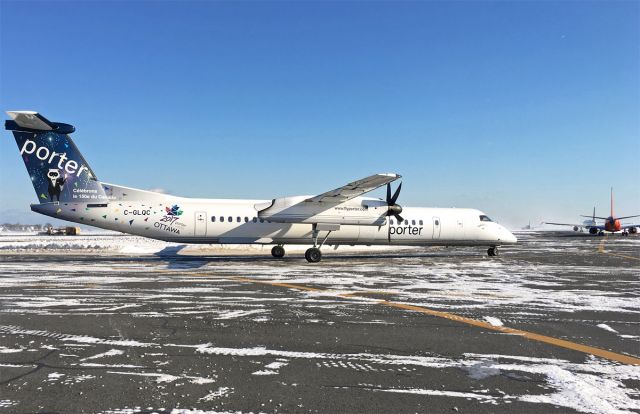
[47,168,67,202]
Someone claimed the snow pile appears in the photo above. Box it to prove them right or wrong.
[0,233,174,253]
[483,316,504,327]
[0,233,421,255]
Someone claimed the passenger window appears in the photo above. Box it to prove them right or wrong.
[220,216,224,222]
[419,220,423,225]
[253,217,257,223]
[390,219,394,225]
[244,217,248,223]
[435,220,439,226]
[411,220,416,225]
[228,216,233,222]
[211,216,216,222]
[237,217,241,222]
[479,215,492,222]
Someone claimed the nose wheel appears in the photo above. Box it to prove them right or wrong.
[271,245,285,258]
[305,247,322,263]
[487,246,499,257]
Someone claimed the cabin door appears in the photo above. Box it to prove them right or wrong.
[194,211,207,237]
[432,216,441,239]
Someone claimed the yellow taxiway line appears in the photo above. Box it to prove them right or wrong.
[597,234,640,261]
[139,268,640,365]
[377,300,640,365]
[225,276,640,366]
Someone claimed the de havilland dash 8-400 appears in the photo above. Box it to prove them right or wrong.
[5,111,516,262]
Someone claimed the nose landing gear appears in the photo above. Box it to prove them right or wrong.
[487,246,499,257]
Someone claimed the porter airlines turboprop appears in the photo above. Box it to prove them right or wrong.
[6,111,517,262]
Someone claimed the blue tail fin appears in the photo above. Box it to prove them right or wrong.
[6,111,107,203]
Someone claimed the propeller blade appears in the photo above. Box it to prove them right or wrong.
[386,183,391,203]
[390,182,402,205]
[394,213,404,223]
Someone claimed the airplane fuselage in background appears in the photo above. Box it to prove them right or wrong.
[603,217,622,233]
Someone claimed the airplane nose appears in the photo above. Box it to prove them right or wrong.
[494,225,517,244]
[503,228,517,244]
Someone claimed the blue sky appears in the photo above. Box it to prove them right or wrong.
[1,1,638,228]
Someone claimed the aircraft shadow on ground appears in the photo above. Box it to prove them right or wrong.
[152,246,477,269]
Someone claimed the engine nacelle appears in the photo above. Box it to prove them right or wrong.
[573,226,579,232]
[589,227,599,235]
[256,196,387,226]
[629,227,638,234]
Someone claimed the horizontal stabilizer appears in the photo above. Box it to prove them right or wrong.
[617,214,640,220]
[6,111,54,131]
[6,111,75,134]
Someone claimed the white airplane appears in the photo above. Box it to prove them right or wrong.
[545,207,598,233]
[5,111,517,262]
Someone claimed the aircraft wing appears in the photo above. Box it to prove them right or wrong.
[307,173,400,203]
[544,222,584,227]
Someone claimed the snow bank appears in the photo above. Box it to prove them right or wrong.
[0,234,420,255]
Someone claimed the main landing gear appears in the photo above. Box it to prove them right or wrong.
[271,245,285,258]
[304,247,322,263]
[487,246,499,257]
[304,224,338,263]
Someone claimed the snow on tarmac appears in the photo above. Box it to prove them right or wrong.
[0,232,638,413]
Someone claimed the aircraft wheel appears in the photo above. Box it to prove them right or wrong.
[271,245,285,258]
[598,231,605,236]
[305,247,322,263]
[487,246,498,257]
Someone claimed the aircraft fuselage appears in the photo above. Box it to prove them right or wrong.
[32,190,516,247]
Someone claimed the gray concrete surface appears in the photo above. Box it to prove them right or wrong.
[0,232,638,413]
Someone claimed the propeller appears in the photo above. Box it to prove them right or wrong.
[386,182,404,243]
[386,182,404,223]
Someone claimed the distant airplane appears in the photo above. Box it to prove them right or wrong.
[545,189,639,236]
[5,111,516,262]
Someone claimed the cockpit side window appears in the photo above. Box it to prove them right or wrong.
[479,215,492,222]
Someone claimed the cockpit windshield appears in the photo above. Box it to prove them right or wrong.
[479,215,492,222]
